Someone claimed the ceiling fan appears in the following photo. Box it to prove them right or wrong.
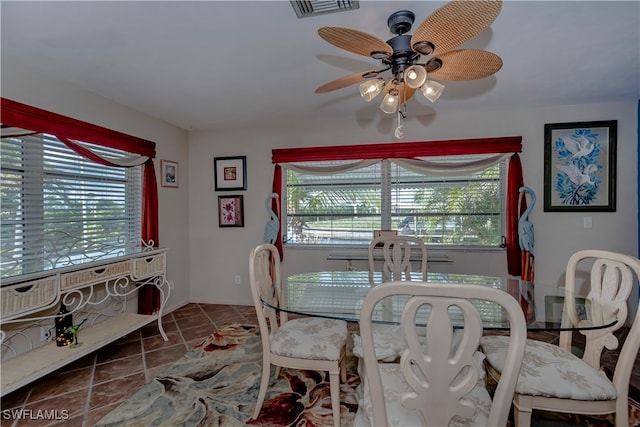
[315,0,503,122]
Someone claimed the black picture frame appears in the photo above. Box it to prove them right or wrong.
[218,195,244,227]
[214,156,247,191]
[543,120,616,212]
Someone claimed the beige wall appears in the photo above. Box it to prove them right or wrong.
[188,102,639,320]
[3,60,638,320]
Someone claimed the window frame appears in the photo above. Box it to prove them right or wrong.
[1,98,159,281]
[282,156,507,248]
[1,133,143,278]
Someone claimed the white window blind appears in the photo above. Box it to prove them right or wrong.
[286,160,382,244]
[1,134,142,278]
[284,156,504,246]
[388,157,503,245]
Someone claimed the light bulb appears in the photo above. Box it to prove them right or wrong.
[359,79,384,102]
[404,65,427,89]
[380,89,399,114]
[421,80,445,103]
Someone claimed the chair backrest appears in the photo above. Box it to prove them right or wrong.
[560,250,640,369]
[610,290,640,419]
[368,235,427,285]
[249,243,286,352]
[359,281,526,427]
[560,249,640,415]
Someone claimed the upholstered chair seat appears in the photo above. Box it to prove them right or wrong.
[481,336,617,400]
[270,317,348,360]
[355,359,493,427]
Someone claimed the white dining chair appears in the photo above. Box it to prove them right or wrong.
[480,249,640,427]
[249,243,348,425]
[363,235,429,362]
[354,281,527,427]
[368,235,427,285]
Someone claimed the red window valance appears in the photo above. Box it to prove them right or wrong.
[1,98,156,157]
[272,136,522,163]
[271,136,525,276]
[1,97,160,314]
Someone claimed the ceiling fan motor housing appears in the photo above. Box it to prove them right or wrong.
[385,34,420,76]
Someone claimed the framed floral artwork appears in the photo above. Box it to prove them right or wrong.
[218,195,244,227]
[161,160,178,188]
[544,120,616,212]
[214,156,247,191]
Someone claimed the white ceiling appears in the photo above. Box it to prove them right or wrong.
[2,1,639,131]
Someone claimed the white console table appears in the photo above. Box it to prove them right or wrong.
[0,248,172,396]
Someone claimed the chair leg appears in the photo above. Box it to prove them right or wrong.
[329,370,341,427]
[513,394,533,427]
[252,358,271,419]
[615,397,629,427]
[340,355,347,383]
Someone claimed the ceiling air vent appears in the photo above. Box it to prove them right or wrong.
[290,0,359,18]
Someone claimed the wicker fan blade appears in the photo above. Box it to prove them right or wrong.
[315,70,381,93]
[411,0,502,55]
[399,84,417,104]
[428,49,502,81]
[382,81,417,104]
[319,27,393,58]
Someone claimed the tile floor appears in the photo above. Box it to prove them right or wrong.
[1,303,638,427]
[1,303,257,427]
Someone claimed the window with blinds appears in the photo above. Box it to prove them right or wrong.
[284,156,505,246]
[1,134,142,278]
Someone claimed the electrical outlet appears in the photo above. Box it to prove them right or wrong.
[235,275,241,285]
[40,327,50,342]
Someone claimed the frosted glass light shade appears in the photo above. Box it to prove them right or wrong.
[380,90,399,114]
[404,65,427,89]
[421,80,445,103]
[359,79,385,102]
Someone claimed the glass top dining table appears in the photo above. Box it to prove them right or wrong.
[276,270,616,331]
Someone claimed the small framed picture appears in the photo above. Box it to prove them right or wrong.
[161,160,179,188]
[544,120,617,212]
[218,195,244,227]
[214,156,247,191]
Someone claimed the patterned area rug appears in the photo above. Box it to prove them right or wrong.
[96,324,639,427]
[95,324,361,426]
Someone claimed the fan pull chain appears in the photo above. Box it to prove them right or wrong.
[394,104,406,140]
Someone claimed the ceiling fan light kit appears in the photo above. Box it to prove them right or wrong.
[421,80,445,103]
[380,89,399,114]
[314,0,503,137]
[404,65,427,89]
[359,79,385,102]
